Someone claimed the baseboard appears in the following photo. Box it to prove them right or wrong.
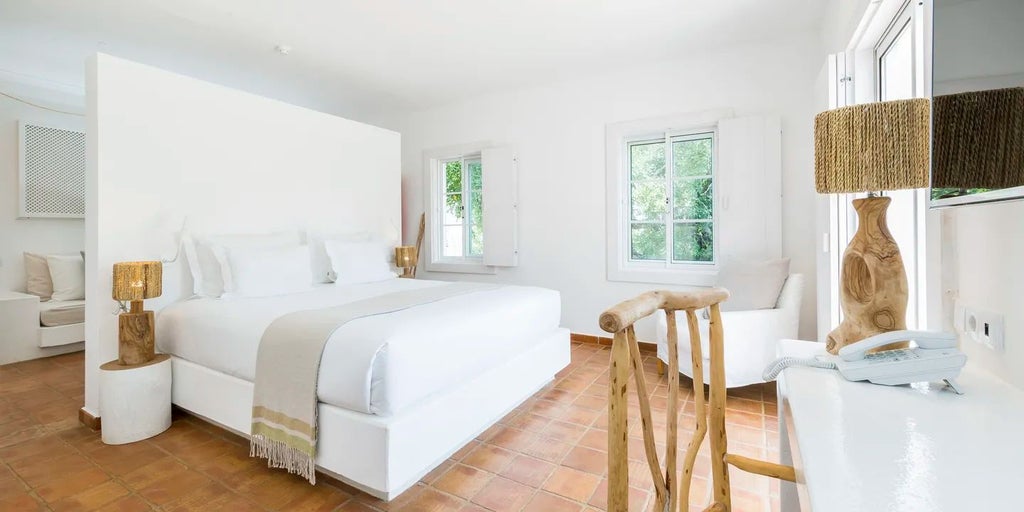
[78,407,101,431]
[570,332,657,353]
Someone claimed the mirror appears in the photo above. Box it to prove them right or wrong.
[931,0,1024,207]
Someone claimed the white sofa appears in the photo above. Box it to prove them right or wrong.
[0,291,85,365]
[656,274,803,388]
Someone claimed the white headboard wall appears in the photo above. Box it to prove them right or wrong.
[84,53,401,416]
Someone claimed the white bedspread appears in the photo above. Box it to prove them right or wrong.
[155,278,560,415]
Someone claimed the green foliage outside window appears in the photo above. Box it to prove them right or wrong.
[443,158,483,257]
[629,135,714,263]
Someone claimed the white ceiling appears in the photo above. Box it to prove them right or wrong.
[0,0,827,117]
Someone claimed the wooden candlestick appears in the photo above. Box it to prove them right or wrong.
[826,196,909,354]
[118,299,155,365]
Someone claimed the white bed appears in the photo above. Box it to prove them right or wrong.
[156,277,570,499]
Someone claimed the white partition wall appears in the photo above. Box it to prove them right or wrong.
[84,54,400,417]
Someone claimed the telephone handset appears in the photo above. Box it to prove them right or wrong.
[763,330,967,394]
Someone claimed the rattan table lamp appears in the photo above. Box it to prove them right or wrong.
[814,98,930,354]
[112,261,163,365]
[394,246,418,278]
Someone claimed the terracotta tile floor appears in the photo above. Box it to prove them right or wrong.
[0,343,781,511]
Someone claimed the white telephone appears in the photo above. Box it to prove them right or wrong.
[763,330,968,394]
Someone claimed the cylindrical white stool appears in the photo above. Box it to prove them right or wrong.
[100,354,172,445]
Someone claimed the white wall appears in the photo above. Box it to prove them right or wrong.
[398,33,823,342]
[85,54,401,416]
[0,83,85,293]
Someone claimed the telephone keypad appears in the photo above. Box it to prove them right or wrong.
[864,349,919,363]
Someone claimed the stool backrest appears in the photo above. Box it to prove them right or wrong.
[599,287,794,512]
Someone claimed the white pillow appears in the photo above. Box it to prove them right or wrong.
[715,258,790,312]
[307,231,373,283]
[324,239,395,285]
[46,254,85,301]
[183,231,300,297]
[221,245,314,298]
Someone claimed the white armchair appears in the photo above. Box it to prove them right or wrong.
[656,274,804,388]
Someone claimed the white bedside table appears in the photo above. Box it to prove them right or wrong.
[99,354,172,444]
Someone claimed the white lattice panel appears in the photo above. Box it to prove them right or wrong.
[19,121,86,218]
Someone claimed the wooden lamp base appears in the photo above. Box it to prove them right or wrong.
[118,300,155,365]
[826,196,910,355]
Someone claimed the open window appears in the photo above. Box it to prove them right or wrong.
[423,144,518,274]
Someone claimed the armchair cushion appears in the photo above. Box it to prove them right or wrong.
[716,258,790,311]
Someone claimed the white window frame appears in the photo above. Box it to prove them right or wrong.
[423,142,496,275]
[606,109,731,286]
[625,130,718,265]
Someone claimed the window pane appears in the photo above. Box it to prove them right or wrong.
[467,191,483,256]
[673,178,713,220]
[442,225,464,257]
[444,193,463,223]
[673,222,713,263]
[673,136,712,177]
[631,180,665,221]
[880,22,914,101]
[467,159,483,190]
[445,160,462,193]
[630,223,666,261]
[630,142,665,181]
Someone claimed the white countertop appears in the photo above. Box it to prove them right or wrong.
[778,339,1024,512]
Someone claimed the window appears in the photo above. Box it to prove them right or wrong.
[606,112,781,286]
[438,154,483,259]
[424,144,518,274]
[628,132,715,265]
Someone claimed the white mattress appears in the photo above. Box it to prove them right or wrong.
[156,278,560,415]
[39,299,85,327]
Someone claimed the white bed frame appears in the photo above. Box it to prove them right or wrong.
[171,327,570,500]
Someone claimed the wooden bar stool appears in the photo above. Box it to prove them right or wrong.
[599,288,795,512]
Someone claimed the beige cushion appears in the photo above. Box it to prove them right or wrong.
[46,254,85,301]
[716,258,790,312]
[39,300,85,327]
[24,252,53,300]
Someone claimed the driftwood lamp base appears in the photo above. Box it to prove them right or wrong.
[826,196,909,354]
[118,300,155,365]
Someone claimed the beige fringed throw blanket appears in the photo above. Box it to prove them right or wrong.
[250,282,496,483]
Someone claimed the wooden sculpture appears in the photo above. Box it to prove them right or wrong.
[825,196,909,354]
[600,289,794,511]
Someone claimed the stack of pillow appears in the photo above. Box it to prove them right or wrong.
[24,252,86,302]
[183,231,396,299]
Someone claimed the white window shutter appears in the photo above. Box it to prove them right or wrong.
[482,147,518,267]
[716,116,782,261]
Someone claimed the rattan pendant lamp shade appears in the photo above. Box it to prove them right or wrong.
[813,98,930,354]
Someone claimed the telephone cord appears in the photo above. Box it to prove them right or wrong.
[762,357,837,381]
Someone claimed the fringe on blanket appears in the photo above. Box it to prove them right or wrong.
[250,435,316,485]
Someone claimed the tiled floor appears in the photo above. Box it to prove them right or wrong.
[0,343,781,511]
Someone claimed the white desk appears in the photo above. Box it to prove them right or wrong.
[777,339,1024,512]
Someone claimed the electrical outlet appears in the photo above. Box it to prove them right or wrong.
[961,305,1005,352]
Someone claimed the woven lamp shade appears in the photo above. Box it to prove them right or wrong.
[394,246,417,268]
[112,261,163,301]
[815,98,931,193]
[932,87,1024,189]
